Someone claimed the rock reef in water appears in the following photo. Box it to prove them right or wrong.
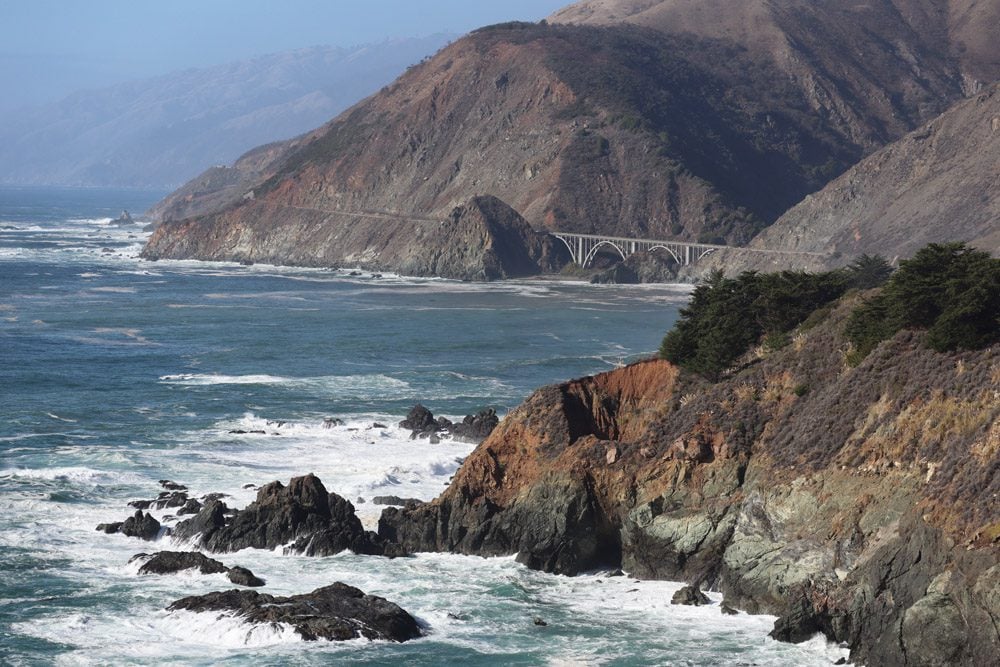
[167,582,421,642]
[130,551,265,587]
[172,473,400,557]
[376,295,1000,665]
[399,404,500,443]
[97,510,163,541]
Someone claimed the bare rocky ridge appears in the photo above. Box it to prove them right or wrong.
[687,83,1000,277]
[144,1,986,277]
[551,0,1000,97]
[377,297,1000,665]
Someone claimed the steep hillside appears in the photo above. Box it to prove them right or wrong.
[687,83,1000,277]
[551,0,1000,99]
[146,194,567,281]
[380,292,1000,665]
[145,9,975,274]
[0,37,452,189]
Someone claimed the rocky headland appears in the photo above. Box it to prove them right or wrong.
[377,288,999,665]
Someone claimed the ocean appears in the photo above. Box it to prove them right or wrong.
[0,186,849,665]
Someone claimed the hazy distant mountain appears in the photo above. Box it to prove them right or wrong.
[0,35,453,189]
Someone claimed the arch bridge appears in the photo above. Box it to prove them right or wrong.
[550,231,727,268]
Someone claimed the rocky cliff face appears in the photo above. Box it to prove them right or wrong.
[379,296,1000,665]
[144,194,567,280]
[145,1,982,276]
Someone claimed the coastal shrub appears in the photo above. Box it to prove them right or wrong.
[659,268,848,380]
[845,243,1000,363]
[844,253,894,289]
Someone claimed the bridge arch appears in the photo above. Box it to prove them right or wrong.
[647,244,682,265]
[583,240,627,268]
[553,235,579,264]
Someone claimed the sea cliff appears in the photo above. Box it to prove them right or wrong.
[379,295,1000,665]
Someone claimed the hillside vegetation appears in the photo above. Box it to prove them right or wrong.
[661,243,999,378]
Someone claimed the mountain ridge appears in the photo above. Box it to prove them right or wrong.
[0,36,453,189]
[144,1,989,275]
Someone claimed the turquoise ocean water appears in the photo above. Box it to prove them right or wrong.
[0,186,849,665]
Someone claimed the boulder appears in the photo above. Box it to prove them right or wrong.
[151,491,188,509]
[96,521,123,534]
[133,551,227,576]
[130,550,265,587]
[399,405,436,432]
[167,582,421,642]
[399,404,499,443]
[226,566,266,587]
[671,585,710,606]
[101,511,162,541]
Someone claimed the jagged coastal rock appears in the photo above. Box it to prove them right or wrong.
[376,296,1000,666]
[97,510,163,541]
[167,582,422,642]
[172,473,396,557]
[399,404,500,442]
[130,551,265,587]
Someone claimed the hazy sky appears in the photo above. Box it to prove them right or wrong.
[0,0,568,111]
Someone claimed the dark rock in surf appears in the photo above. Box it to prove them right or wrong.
[671,585,710,606]
[167,582,421,642]
[452,408,499,443]
[171,499,228,542]
[120,510,162,541]
[372,496,424,507]
[109,210,136,227]
[176,474,388,557]
[769,594,834,644]
[130,550,264,587]
[399,404,436,432]
[96,521,123,534]
[720,603,739,616]
[133,551,227,576]
[159,480,187,491]
[151,491,189,509]
[226,566,265,587]
[178,498,202,515]
[399,404,499,443]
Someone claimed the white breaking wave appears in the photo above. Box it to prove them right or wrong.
[158,372,411,397]
[0,466,149,486]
